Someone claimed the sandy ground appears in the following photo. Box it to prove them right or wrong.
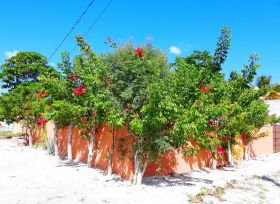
[0,139,280,204]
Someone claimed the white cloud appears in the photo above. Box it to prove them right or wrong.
[169,46,181,55]
[4,50,19,59]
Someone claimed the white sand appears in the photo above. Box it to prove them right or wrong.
[0,139,279,204]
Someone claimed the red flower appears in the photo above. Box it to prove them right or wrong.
[73,85,87,96]
[68,73,79,81]
[81,117,88,125]
[79,85,87,90]
[217,146,225,155]
[134,48,144,57]
[37,90,48,98]
[73,88,85,96]
[38,118,47,126]
[200,85,210,92]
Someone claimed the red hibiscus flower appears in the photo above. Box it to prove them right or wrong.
[73,85,87,96]
[134,48,144,57]
[38,118,47,126]
[73,88,85,96]
[217,146,225,155]
[79,85,87,90]
[67,73,79,81]
[200,85,210,93]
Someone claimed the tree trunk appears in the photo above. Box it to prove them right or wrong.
[133,152,148,185]
[107,149,113,175]
[227,140,234,166]
[245,141,251,161]
[67,123,74,161]
[29,127,33,147]
[107,128,117,176]
[53,124,59,157]
[211,153,217,170]
[87,127,95,168]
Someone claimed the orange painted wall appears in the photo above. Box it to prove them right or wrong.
[26,122,275,180]
[56,124,134,180]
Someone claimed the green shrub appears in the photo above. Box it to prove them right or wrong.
[0,131,23,139]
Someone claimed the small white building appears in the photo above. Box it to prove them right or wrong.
[0,121,13,131]
[265,99,280,117]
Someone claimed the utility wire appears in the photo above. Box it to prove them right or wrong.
[48,0,96,61]
[70,0,113,54]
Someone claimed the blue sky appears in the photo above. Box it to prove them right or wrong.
[1,0,280,84]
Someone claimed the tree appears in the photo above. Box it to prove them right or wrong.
[0,82,48,146]
[42,52,79,160]
[105,41,168,184]
[228,55,271,160]
[165,27,232,169]
[256,75,272,89]
[106,100,124,175]
[41,74,77,158]
[73,35,112,168]
[0,52,56,90]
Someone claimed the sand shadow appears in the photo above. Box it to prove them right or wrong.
[257,175,280,187]
[55,160,86,168]
[143,173,213,187]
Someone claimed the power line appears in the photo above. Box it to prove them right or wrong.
[48,0,96,61]
[70,0,113,54]
[84,0,112,37]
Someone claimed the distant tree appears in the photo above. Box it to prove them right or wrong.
[213,26,231,72]
[0,82,48,146]
[0,52,56,90]
[256,75,272,88]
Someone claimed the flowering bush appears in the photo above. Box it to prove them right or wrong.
[134,48,144,57]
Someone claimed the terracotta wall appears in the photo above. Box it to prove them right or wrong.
[56,124,135,180]
[250,126,274,157]
[20,122,275,180]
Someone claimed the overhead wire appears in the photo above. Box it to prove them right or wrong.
[48,0,96,61]
[70,0,113,55]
